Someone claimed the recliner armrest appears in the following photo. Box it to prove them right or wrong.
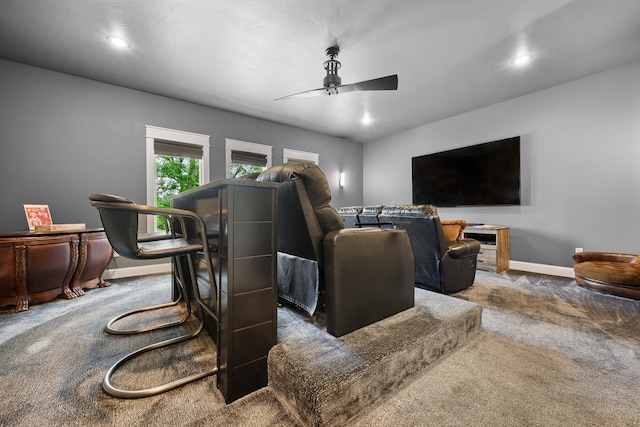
[446,238,481,259]
[322,227,415,337]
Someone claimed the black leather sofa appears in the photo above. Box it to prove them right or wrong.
[337,204,480,293]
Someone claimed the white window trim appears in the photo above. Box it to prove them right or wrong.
[225,138,272,178]
[145,125,210,232]
[282,148,319,164]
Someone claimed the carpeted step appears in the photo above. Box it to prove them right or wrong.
[268,289,482,426]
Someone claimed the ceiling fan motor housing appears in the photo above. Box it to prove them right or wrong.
[323,72,341,94]
[323,47,342,94]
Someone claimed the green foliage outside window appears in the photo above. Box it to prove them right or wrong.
[156,155,200,230]
[230,163,264,178]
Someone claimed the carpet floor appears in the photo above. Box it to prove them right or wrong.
[352,270,640,426]
[0,270,638,426]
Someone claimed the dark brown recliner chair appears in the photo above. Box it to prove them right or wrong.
[573,252,640,300]
[257,162,415,337]
[379,205,480,293]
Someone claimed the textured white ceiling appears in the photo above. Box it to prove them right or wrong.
[1,0,639,143]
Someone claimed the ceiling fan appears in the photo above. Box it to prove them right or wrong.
[275,45,398,100]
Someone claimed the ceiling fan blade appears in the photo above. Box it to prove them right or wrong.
[349,74,398,92]
[274,87,327,101]
[275,74,398,100]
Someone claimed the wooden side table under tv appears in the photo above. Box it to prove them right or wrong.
[0,228,113,312]
[462,225,510,273]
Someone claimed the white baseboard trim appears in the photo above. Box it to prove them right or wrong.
[508,260,575,278]
[103,263,172,280]
[102,260,574,281]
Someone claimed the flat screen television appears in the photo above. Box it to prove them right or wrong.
[412,136,521,207]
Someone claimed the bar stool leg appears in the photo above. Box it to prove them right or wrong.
[102,252,217,398]
[104,256,192,335]
[102,310,217,398]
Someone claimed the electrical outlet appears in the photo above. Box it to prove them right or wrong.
[575,247,583,253]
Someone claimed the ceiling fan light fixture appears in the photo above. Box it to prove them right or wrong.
[106,35,131,49]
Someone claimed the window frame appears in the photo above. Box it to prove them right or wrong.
[225,138,272,178]
[146,125,210,232]
[282,148,319,164]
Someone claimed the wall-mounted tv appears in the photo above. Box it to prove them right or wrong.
[412,136,521,207]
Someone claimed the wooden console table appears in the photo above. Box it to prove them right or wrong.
[462,225,510,273]
[0,229,113,312]
[172,178,278,403]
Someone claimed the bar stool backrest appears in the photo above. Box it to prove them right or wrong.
[88,193,142,259]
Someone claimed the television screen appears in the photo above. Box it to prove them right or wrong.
[412,136,520,207]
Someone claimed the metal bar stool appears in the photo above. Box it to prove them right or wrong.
[103,231,191,334]
[89,193,219,398]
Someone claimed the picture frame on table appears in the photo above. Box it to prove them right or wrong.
[24,204,52,231]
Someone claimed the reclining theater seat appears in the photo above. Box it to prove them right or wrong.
[379,205,480,293]
[257,162,415,337]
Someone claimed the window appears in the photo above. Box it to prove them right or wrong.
[146,125,210,231]
[225,139,272,178]
[282,148,319,164]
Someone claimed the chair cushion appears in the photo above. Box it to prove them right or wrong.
[574,261,640,286]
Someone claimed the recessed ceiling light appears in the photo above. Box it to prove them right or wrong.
[361,112,373,125]
[106,35,131,49]
[511,53,533,66]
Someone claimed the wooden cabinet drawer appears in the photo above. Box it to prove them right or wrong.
[477,246,497,271]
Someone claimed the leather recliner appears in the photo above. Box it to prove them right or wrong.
[379,205,480,293]
[257,162,415,337]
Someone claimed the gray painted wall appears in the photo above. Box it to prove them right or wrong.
[3,58,638,270]
[364,60,640,268]
[0,59,363,233]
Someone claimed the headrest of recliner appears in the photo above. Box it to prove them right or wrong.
[336,206,363,215]
[361,205,384,215]
[381,204,438,217]
[257,162,332,209]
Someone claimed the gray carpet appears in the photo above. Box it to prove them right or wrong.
[352,271,640,426]
[268,289,482,425]
[1,270,639,426]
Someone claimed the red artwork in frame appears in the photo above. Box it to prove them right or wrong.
[24,205,53,230]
